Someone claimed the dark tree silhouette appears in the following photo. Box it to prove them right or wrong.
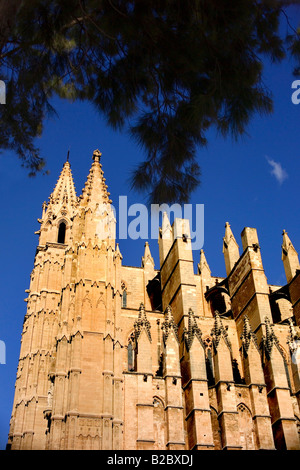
[0,0,299,202]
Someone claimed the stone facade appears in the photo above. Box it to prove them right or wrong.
[7,150,300,450]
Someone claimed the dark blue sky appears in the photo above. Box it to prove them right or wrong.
[1,15,300,449]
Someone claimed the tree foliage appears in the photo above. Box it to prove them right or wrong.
[0,0,299,202]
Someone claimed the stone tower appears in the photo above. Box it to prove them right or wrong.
[7,151,300,450]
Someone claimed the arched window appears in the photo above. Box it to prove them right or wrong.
[122,289,127,308]
[57,221,66,244]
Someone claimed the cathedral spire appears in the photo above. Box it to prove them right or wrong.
[282,230,300,283]
[37,158,78,245]
[49,159,77,210]
[79,149,112,209]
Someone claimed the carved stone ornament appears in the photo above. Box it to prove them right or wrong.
[184,308,204,351]
[134,303,152,343]
[262,316,281,360]
[161,305,179,345]
[240,315,260,358]
[211,311,232,352]
[287,318,300,362]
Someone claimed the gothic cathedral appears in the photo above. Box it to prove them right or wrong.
[7,150,300,450]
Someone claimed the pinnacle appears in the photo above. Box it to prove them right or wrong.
[49,158,77,209]
[80,149,112,209]
[134,303,152,342]
[223,222,238,245]
[281,229,300,282]
[161,211,172,239]
[199,249,206,262]
[211,311,231,350]
[162,305,179,344]
[282,229,296,252]
[93,149,102,162]
[241,315,259,355]
[186,307,202,350]
[198,249,211,276]
[114,243,123,259]
[264,317,277,358]
[142,241,154,267]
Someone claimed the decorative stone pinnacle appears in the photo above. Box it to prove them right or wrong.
[211,311,231,351]
[241,315,259,357]
[93,149,102,162]
[114,243,123,260]
[287,318,300,355]
[161,305,179,345]
[263,317,280,359]
[134,303,151,343]
[223,221,238,246]
[142,241,154,267]
[185,308,203,350]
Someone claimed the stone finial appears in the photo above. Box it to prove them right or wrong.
[282,230,300,283]
[287,318,300,357]
[223,222,237,246]
[263,317,280,360]
[114,243,123,260]
[185,308,203,351]
[198,249,211,278]
[161,212,172,239]
[161,305,179,345]
[134,303,151,343]
[92,149,102,162]
[141,241,154,268]
[211,311,231,351]
[241,315,259,357]
[223,222,240,276]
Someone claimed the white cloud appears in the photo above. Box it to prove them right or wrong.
[266,156,288,185]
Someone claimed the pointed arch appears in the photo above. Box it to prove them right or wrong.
[57,220,67,244]
[92,292,105,332]
[81,294,92,331]
[210,406,222,450]
[237,403,255,450]
[153,396,166,450]
[122,290,127,308]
